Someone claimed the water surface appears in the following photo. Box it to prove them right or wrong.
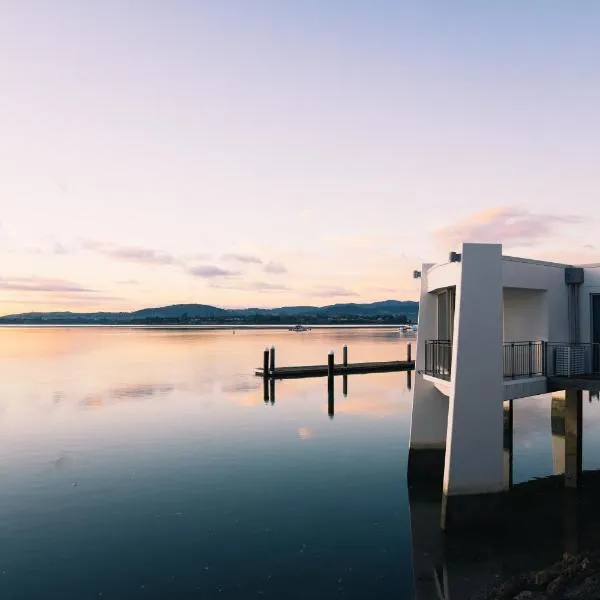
[2,327,600,599]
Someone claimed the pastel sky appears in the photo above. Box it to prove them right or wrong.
[2,1,599,315]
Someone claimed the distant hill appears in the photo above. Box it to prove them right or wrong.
[0,300,418,325]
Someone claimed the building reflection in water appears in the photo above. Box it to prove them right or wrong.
[409,394,600,600]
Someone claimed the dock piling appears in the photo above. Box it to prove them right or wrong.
[343,345,348,366]
[269,346,275,371]
[407,342,412,362]
[269,379,275,405]
[263,348,269,375]
[328,351,334,379]
[328,351,335,418]
[328,351,335,417]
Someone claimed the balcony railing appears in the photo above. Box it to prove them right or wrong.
[424,340,600,381]
[424,340,453,381]
[503,341,545,378]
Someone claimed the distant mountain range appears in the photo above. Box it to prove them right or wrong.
[0,300,419,325]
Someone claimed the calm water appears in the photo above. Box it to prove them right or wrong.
[2,327,600,599]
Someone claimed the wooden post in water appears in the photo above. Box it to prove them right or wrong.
[407,342,412,362]
[343,375,348,397]
[406,370,412,391]
[263,377,269,403]
[269,378,275,405]
[269,346,276,372]
[263,348,269,376]
[343,345,348,366]
[328,351,335,418]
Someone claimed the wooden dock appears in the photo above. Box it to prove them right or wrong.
[255,343,415,380]
[256,360,414,379]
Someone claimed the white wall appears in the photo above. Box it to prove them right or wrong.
[444,243,505,496]
[503,288,548,342]
[502,258,570,343]
[410,264,449,450]
[426,261,461,293]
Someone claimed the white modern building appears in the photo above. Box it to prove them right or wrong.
[409,243,600,529]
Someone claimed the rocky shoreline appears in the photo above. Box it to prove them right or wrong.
[473,551,600,599]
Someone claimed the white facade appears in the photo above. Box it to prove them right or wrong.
[409,243,600,529]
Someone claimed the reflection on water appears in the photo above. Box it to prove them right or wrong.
[3,327,600,599]
[0,327,414,600]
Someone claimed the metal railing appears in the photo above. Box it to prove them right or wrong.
[424,340,453,380]
[503,341,545,379]
[424,340,600,381]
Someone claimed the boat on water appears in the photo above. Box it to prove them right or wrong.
[398,324,418,334]
[289,324,311,332]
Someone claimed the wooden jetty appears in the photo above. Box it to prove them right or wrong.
[255,344,415,379]
[255,360,414,379]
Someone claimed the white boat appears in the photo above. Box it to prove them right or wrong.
[289,324,310,332]
[398,324,417,335]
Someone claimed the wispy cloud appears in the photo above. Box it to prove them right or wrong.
[83,240,177,265]
[434,206,585,249]
[209,280,291,292]
[263,261,287,274]
[222,253,263,264]
[0,276,95,293]
[187,265,238,278]
[310,285,358,298]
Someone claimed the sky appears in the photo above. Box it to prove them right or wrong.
[1,1,600,315]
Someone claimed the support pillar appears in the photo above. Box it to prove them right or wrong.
[564,388,582,489]
[441,244,505,531]
[551,395,566,475]
[503,400,513,490]
[409,263,448,482]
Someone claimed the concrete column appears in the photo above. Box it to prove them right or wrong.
[441,244,505,530]
[564,388,582,489]
[503,401,513,490]
[551,395,565,475]
[409,263,449,482]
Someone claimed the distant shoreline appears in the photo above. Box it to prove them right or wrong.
[0,323,416,330]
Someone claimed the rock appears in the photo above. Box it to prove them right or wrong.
[580,558,591,571]
[562,574,600,599]
[546,575,567,597]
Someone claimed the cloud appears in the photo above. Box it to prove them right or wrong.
[222,253,263,264]
[247,281,290,291]
[263,261,287,274]
[187,265,238,278]
[83,240,177,265]
[0,276,95,293]
[434,206,585,249]
[310,285,359,298]
[209,280,292,292]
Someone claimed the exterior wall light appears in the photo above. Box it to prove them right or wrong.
[449,252,462,263]
[413,270,421,279]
